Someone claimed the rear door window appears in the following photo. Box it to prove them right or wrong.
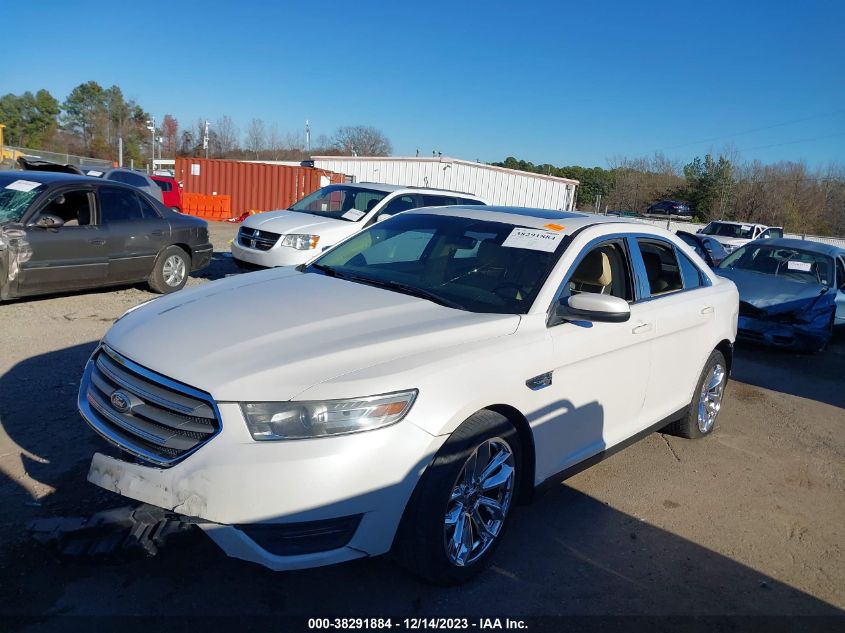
[108,171,149,188]
[421,195,458,207]
[676,249,704,289]
[636,239,684,296]
[382,194,421,214]
[99,187,145,223]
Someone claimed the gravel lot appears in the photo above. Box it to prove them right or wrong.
[0,221,843,623]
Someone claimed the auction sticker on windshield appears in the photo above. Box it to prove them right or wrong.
[5,180,41,192]
[787,261,813,272]
[502,227,564,252]
[342,209,365,221]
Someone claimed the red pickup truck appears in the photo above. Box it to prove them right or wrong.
[151,175,183,212]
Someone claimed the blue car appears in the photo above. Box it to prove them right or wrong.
[716,238,845,351]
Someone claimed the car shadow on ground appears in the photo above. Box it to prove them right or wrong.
[0,343,842,622]
[731,340,845,409]
[191,251,245,282]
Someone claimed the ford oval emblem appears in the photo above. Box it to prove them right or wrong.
[110,390,132,414]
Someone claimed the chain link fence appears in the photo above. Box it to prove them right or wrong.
[2,145,113,170]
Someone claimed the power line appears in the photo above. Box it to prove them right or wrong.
[657,108,845,152]
[737,130,845,152]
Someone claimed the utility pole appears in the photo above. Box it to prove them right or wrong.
[305,120,311,152]
[118,137,123,167]
[146,116,156,172]
[203,120,209,158]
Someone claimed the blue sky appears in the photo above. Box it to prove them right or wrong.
[3,0,844,168]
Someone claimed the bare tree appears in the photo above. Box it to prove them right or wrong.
[267,123,282,160]
[214,115,240,157]
[330,125,392,156]
[162,114,178,156]
[245,118,266,159]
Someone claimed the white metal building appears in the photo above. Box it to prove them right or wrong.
[308,156,579,210]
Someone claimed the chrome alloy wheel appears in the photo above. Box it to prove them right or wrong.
[162,254,187,287]
[698,362,726,433]
[444,437,515,567]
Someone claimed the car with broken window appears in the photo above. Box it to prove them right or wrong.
[0,171,212,300]
[79,206,737,584]
[231,182,486,268]
[716,237,845,350]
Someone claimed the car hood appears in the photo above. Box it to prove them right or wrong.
[104,268,520,401]
[706,235,747,249]
[716,268,831,313]
[244,210,357,238]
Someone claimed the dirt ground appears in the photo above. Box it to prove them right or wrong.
[0,221,843,625]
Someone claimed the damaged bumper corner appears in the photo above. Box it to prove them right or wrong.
[737,294,836,351]
[0,226,33,300]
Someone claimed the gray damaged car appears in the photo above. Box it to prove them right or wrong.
[0,171,212,300]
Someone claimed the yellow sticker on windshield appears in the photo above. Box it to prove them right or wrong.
[544,223,565,232]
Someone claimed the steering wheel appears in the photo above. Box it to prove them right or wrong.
[492,282,525,301]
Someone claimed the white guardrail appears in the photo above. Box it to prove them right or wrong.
[628,216,845,250]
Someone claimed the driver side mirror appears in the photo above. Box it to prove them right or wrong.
[376,213,393,223]
[550,293,631,326]
[33,214,65,229]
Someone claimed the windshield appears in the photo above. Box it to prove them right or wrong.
[701,222,755,239]
[289,185,389,222]
[719,244,833,286]
[309,213,568,314]
[0,175,46,223]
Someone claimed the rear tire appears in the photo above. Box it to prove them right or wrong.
[392,410,520,585]
[148,246,190,294]
[664,349,727,439]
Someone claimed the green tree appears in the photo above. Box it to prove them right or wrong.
[62,81,106,151]
[0,89,60,148]
[681,154,735,220]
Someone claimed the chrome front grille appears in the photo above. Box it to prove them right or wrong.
[79,346,220,467]
[238,226,280,251]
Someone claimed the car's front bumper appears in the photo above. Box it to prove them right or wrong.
[230,240,312,268]
[191,243,213,271]
[83,401,446,571]
[737,315,831,351]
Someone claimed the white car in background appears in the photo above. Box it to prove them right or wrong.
[231,182,486,268]
[698,220,783,253]
[79,206,738,584]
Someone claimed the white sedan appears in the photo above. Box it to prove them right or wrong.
[78,206,738,584]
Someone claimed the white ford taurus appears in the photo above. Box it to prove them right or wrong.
[79,206,738,584]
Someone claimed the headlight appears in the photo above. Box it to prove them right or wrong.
[241,390,418,441]
[280,234,320,250]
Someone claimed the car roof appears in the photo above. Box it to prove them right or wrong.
[346,182,482,198]
[754,237,845,256]
[408,205,640,233]
[0,170,104,185]
[707,219,772,228]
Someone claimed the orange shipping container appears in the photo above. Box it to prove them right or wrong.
[174,157,345,218]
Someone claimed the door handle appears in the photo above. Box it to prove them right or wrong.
[701,306,715,315]
[88,239,106,245]
[150,230,164,236]
[632,322,653,335]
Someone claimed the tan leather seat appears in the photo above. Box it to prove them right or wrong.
[572,251,612,294]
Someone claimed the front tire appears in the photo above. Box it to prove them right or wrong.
[393,410,520,585]
[148,246,190,294]
[665,349,727,439]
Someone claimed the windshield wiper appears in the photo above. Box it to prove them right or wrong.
[368,278,465,309]
[312,266,463,309]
